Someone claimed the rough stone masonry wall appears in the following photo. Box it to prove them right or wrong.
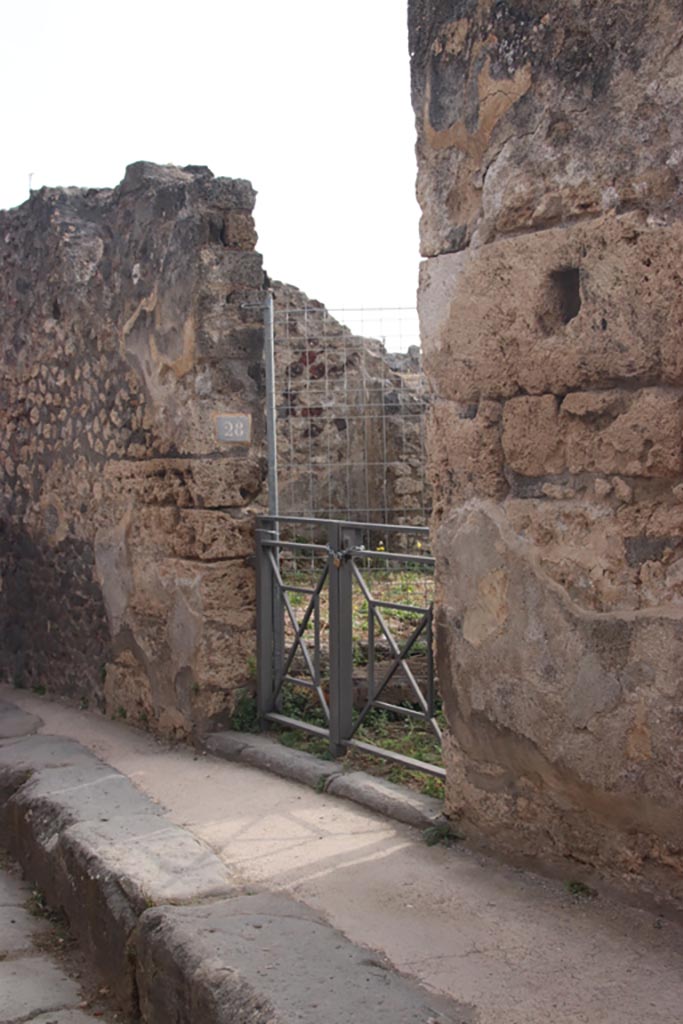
[410,0,683,907]
[0,163,266,737]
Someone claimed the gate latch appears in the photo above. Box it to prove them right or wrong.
[329,544,365,568]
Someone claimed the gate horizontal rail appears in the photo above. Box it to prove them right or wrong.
[256,514,444,779]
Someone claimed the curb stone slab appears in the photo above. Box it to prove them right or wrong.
[0,733,233,1012]
[206,730,342,789]
[0,704,472,1024]
[327,770,448,830]
[206,730,448,830]
[136,893,475,1024]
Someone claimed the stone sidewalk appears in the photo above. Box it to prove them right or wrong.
[3,686,683,1024]
[0,858,117,1024]
[0,695,465,1024]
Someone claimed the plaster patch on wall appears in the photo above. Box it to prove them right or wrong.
[463,568,509,648]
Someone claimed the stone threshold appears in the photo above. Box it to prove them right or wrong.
[0,700,471,1023]
[205,729,449,833]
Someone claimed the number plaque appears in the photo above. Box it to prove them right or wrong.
[215,413,252,444]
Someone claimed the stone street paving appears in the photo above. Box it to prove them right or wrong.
[0,855,119,1024]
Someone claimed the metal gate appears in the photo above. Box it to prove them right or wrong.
[256,514,444,778]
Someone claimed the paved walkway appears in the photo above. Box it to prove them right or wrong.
[0,857,118,1024]
[3,685,683,1024]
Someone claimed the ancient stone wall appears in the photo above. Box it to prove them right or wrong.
[410,0,683,907]
[0,162,266,737]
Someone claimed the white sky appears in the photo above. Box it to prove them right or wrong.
[1,0,421,342]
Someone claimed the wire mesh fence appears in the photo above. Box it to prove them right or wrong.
[272,284,430,526]
[251,288,441,790]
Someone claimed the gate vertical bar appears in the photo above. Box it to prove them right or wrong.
[328,522,357,757]
[256,527,276,724]
[426,605,435,718]
[264,289,279,520]
[263,291,284,697]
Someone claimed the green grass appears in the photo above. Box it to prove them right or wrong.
[25,884,75,955]
[238,561,442,799]
[567,880,598,900]
[280,564,433,656]
[423,823,462,846]
[232,688,260,733]
[232,684,445,799]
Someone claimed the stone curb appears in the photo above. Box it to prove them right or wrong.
[0,734,233,1012]
[135,892,471,1024]
[205,729,342,789]
[204,729,449,831]
[326,769,449,830]
[0,710,465,1024]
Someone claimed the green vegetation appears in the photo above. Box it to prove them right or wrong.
[422,822,463,847]
[232,688,260,733]
[232,683,445,799]
[567,880,598,900]
[237,560,443,799]
[26,884,74,954]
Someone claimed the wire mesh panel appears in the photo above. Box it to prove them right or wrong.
[272,283,430,526]
[253,289,441,787]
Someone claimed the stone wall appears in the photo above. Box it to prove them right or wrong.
[410,0,683,907]
[0,163,266,737]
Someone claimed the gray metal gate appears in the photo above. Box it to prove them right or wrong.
[256,514,444,777]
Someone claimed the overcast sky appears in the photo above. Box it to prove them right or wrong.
[1,1,421,340]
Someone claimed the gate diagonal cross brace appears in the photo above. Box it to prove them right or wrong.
[351,618,440,741]
[350,560,435,713]
[268,549,330,721]
[256,515,441,773]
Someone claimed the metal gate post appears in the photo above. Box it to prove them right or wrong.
[328,522,359,757]
[263,289,279,520]
[256,527,276,725]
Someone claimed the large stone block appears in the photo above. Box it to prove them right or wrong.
[410,1,683,256]
[502,395,564,477]
[427,397,506,511]
[561,388,683,478]
[419,215,683,402]
[135,894,470,1024]
[433,505,683,907]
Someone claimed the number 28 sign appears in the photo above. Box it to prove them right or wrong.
[215,413,252,444]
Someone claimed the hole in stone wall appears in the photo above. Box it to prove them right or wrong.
[537,267,582,335]
[551,267,581,324]
[208,218,228,246]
